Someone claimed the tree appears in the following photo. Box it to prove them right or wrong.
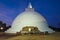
[58,22,60,26]
[0,21,11,32]
[49,26,60,32]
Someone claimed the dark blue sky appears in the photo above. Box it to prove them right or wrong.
[0,0,60,28]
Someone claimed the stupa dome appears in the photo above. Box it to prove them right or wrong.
[5,3,54,33]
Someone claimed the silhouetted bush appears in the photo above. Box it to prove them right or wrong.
[49,26,60,32]
[0,21,11,32]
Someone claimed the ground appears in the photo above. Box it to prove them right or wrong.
[0,32,60,40]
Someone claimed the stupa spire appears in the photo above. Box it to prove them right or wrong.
[28,2,32,8]
[25,2,34,11]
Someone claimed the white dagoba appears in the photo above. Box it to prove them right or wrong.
[5,3,55,33]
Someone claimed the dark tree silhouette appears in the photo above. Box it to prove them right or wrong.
[0,21,3,25]
[0,21,11,32]
[49,26,60,32]
[5,26,11,31]
[58,22,60,26]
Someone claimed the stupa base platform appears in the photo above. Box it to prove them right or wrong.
[6,32,60,40]
[0,32,60,40]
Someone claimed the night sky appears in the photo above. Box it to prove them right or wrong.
[0,0,60,28]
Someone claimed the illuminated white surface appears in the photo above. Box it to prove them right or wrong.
[5,3,54,33]
[28,3,32,8]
